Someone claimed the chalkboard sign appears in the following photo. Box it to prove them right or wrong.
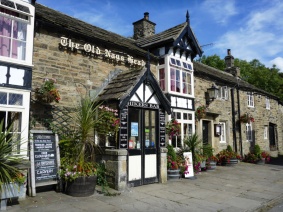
[29,130,60,196]
[33,133,57,183]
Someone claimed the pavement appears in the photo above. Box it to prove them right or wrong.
[4,158,283,212]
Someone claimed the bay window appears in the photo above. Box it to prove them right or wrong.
[0,0,34,65]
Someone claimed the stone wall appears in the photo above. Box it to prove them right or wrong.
[31,28,157,131]
[194,76,283,156]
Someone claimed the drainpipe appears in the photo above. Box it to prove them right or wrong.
[231,88,237,152]
[237,88,243,157]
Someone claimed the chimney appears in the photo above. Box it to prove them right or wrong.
[224,49,234,68]
[224,49,240,77]
[133,12,156,40]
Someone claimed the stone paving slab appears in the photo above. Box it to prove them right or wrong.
[3,162,283,212]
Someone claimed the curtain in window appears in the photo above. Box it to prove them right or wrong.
[0,12,27,60]
[0,16,12,57]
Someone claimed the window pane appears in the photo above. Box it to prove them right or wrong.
[176,70,180,92]
[183,113,188,120]
[170,58,176,65]
[0,65,7,83]
[0,92,7,104]
[159,68,165,91]
[0,16,12,57]
[9,67,25,86]
[8,93,23,105]
[176,59,181,67]
[170,68,175,91]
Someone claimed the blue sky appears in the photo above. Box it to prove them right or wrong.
[37,0,283,71]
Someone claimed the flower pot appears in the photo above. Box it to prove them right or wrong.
[222,158,238,166]
[65,175,97,197]
[167,169,180,180]
[200,161,207,171]
[207,161,217,171]
[256,158,265,165]
[1,183,24,210]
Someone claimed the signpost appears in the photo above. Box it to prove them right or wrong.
[29,130,60,196]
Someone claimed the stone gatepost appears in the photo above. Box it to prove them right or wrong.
[102,149,127,191]
[160,147,168,183]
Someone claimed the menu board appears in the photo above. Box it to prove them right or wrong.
[33,133,58,183]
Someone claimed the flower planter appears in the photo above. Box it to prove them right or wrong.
[1,183,24,210]
[207,161,217,171]
[65,175,97,197]
[167,169,180,180]
[222,158,238,166]
[200,161,207,171]
[256,158,265,165]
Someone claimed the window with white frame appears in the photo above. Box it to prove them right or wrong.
[246,123,253,141]
[0,89,30,156]
[170,110,194,148]
[266,97,270,109]
[264,126,268,139]
[0,0,34,64]
[217,86,229,100]
[219,122,226,143]
[159,68,165,91]
[169,57,192,95]
[247,92,254,107]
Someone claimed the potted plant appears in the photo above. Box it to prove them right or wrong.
[58,97,100,197]
[202,144,218,170]
[0,120,29,209]
[166,144,180,180]
[183,133,204,173]
[261,151,271,163]
[216,145,241,166]
[35,78,61,103]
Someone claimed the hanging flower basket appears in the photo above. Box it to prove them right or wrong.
[166,118,181,139]
[35,78,61,103]
[196,105,207,119]
[239,114,254,124]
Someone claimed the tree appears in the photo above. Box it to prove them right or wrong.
[198,55,283,101]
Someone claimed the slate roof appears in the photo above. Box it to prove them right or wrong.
[193,61,280,100]
[134,21,203,58]
[135,23,187,47]
[97,68,145,102]
[35,3,154,59]
[97,66,171,112]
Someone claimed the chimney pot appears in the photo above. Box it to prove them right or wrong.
[227,49,231,56]
[144,12,149,20]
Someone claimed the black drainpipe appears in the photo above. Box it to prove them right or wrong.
[237,88,243,157]
[231,88,237,152]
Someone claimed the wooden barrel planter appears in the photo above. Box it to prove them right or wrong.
[167,169,180,180]
[65,175,97,197]
[222,158,238,166]
[207,161,217,171]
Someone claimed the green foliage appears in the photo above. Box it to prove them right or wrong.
[253,144,261,159]
[199,54,283,101]
[167,144,177,169]
[59,97,102,181]
[183,133,203,165]
[0,120,27,191]
[197,54,225,70]
[226,145,233,152]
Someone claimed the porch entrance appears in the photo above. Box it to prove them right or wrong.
[127,107,159,186]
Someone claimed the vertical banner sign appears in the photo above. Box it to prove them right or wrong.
[29,130,60,197]
[159,109,166,147]
[119,106,128,148]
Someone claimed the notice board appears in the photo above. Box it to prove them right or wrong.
[29,130,60,196]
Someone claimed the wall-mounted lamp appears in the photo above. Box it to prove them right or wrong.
[206,83,219,106]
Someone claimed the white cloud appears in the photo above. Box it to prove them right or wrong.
[270,57,283,71]
[201,0,238,24]
[212,0,283,68]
